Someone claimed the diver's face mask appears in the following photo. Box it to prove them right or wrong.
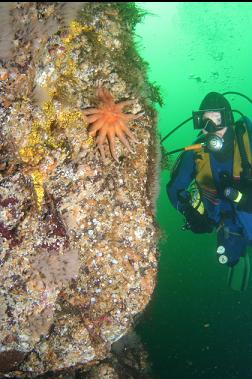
[201,111,222,131]
[192,108,228,152]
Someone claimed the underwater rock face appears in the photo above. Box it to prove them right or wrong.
[32,331,153,379]
[0,2,159,377]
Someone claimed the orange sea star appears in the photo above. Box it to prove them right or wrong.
[83,87,142,162]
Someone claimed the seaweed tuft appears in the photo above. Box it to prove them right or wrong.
[115,2,150,31]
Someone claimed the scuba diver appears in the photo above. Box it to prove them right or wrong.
[166,91,252,291]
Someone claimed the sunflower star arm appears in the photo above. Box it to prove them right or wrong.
[115,125,133,153]
[96,136,106,161]
[88,118,106,136]
[96,127,108,147]
[107,129,119,162]
[82,108,103,116]
[122,112,144,121]
[84,114,102,124]
[115,100,135,111]
[119,121,138,143]
[97,87,114,104]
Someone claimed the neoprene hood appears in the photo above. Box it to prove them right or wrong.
[199,92,234,126]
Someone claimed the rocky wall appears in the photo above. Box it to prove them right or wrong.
[0,2,160,377]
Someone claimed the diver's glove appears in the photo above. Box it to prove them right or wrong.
[224,187,252,213]
[181,204,214,234]
[177,189,214,233]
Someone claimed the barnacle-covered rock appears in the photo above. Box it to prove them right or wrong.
[0,2,160,377]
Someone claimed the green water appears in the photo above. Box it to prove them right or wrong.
[134,3,252,378]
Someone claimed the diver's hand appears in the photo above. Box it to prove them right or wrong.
[182,205,214,234]
[224,186,252,213]
[237,188,252,213]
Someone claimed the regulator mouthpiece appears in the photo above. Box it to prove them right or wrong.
[205,134,224,152]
